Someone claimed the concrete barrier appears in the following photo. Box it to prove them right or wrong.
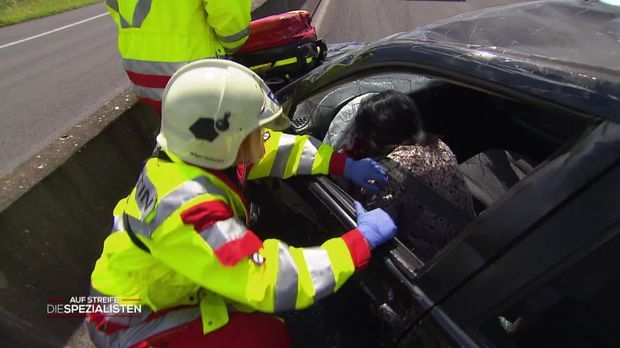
[0,93,158,347]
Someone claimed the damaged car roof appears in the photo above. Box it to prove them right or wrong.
[395,0,620,74]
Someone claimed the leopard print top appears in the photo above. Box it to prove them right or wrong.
[362,137,474,262]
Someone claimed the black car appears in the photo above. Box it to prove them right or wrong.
[247,1,620,347]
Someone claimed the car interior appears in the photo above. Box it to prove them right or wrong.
[282,71,593,236]
[246,71,597,347]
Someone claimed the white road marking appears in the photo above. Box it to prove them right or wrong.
[312,0,331,31]
[0,12,108,50]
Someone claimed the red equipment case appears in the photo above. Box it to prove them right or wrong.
[234,10,326,90]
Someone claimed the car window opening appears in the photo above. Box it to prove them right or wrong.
[289,71,594,264]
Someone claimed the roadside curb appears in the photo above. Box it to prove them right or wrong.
[0,89,138,212]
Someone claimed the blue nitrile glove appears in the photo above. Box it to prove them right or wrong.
[354,201,397,249]
[344,158,389,192]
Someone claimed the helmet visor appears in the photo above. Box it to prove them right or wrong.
[256,82,290,131]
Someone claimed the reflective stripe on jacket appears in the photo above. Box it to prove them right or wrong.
[105,0,251,112]
[90,129,370,339]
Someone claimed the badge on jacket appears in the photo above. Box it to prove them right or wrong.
[251,252,265,265]
[136,170,157,219]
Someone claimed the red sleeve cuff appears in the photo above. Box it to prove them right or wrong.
[329,152,348,176]
[341,229,371,270]
[214,230,264,267]
[180,201,234,232]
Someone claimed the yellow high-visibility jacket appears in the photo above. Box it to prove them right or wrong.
[105,0,251,112]
[90,130,371,335]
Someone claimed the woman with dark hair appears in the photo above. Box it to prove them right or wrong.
[345,90,426,158]
[326,90,474,262]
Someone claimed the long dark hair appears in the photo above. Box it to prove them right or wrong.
[349,90,425,158]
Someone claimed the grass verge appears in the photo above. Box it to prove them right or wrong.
[0,0,101,27]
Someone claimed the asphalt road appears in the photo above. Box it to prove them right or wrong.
[0,3,126,176]
[0,0,527,177]
[253,0,528,42]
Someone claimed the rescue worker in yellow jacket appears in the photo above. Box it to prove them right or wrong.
[105,0,251,115]
[87,59,397,347]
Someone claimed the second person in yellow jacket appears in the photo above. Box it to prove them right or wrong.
[106,0,251,115]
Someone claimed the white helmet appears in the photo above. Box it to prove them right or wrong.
[157,59,289,169]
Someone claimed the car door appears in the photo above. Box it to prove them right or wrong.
[274,37,620,346]
[377,120,620,347]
